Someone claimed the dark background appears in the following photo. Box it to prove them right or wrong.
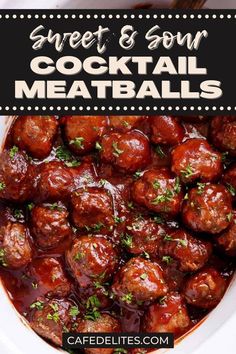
[0,9,235,115]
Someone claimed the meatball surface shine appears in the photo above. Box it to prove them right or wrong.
[132,168,183,215]
[216,211,236,256]
[100,131,150,173]
[109,116,146,132]
[150,115,184,145]
[0,149,36,202]
[66,236,118,288]
[142,292,190,336]
[171,138,222,183]
[183,267,227,309]
[158,229,212,272]
[0,222,32,269]
[29,257,71,298]
[71,187,114,233]
[182,184,232,234]
[12,116,58,159]
[30,203,72,249]
[76,314,121,354]
[112,257,168,304]
[61,116,108,155]
[210,116,236,156]
[30,298,77,346]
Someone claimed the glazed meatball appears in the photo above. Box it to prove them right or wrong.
[66,236,118,288]
[71,187,114,233]
[12,116,58,159]
[142,292,190,336]
[182,184,232,234]
[0,222,32,269]
[171,138,222,183]
[37,161,75,201]
[210,116,236,156]
[30,298,77,346]
[0,149,36,202]
[158,229,212,272]
[100,131,150,173]
[222,164,236,198]
[76,314,121,354]
[61,116,108,155]
[29,257,71,297]
[30,203,72,249]
[132,169,183,215]
[150,116,184,145]
[122,216,166,255]
[109,116,146,132]
[183,267,227,309]
[112,257,168,304]
[216,211,236,256]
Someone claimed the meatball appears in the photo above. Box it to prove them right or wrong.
[142,292,190,336]
[100,131,150,173]
[12,116,58,159]
[30,203,72,249]
[210,116,236,156]
[158,229,212,272]
[66,236,118,288]
[222,164,236,198]
[183,267,227,309]
[29,257,71,297]
[171,138,222,183]
[122,216,166,255]
[150,116,184,145]
[0,222,32,269]
[109,116,146,132]
[71,187,114,233]
[112,257,168,304]
[61,116,108,155]
[37,161,75,201]
[76,314,121,354]
[216,211,236,256]
[0,149,36,202]
[30,298,76,346]
[132,169,183,215]
[182,184,232,234]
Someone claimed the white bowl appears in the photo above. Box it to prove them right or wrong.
[0,1,235,353]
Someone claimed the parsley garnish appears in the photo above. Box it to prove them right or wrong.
[0,249,7,267]
[69,306,80,318]
[162,256,173,265]
[69,137,84,149]
[226,183,236,197]
[9,146,19,159]
[85,295,101,321]
[121,234,133,248]
[112,142,123,157]
[181,165,194,179]
[121,293,133,304]
[30,301,44,310]
[140,273,148,280]
[95,142,102,151]
[155,145,166,159]
[0,182,6,191]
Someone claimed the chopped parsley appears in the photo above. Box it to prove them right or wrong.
[56,145,80,167]
[197,182,206,195]
[95,142,102,151]
[121,293,133,304]
[133,170,142,179]
[153,215,164,224]
[0,182,6,191]
[152,189,174,205]
[50,203,63,212]
[13,209,24,220]
[99,179,107,187]
[27,203,34,211]
[0,249,7,267]
[142,251,150,259]
[69,306,80,318]
[153,180,161,189]
[31,282,38,289]
[163,234,188,247]
[162,256,173,265]
[155,145,166,159]
[85,295,101,321]
[121,234,133,248]
[30,301,44,310]
[181,165,194,179]
[47,303,60,323]
[140,273,148,280]
[114,349,128,354]
[112,142,123,157]
[9,146,19,159]
[159,296,167,305]
[226,183,236,197]
[174,177,181,194]
[69,137,84,149]
[226,212,233,222]
[74,252,85,262]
